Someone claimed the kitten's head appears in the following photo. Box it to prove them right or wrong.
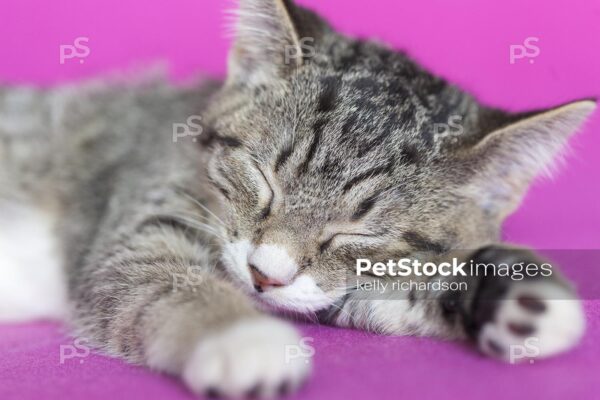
[203,0,595,315]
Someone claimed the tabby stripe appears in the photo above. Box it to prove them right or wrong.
[254,162,274,220]
[341,114,358,137]
[216,135,243,148]
[218,165,238,190]
[274,143,294,173]
[317,76,340,113]
[400,145,420,164]
[136,216,206,244]
[357,131,388,158]
[403,231,447,254]
[199,128,243,148]
[297,119,326,175]
[137,216,192,233]
[342,162,393,193]
[206,174,231,201]
[97,295,120,337]
[351,192,379,220]
[408,289,417,307]
[120,256,201,275]
[214,183,231,201]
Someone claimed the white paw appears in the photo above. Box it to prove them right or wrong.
[183,317,312,398]
[478,281,585,363]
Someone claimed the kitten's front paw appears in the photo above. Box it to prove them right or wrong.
[467,247,585,363]
[476,281,585,363]
[183,317,311,398]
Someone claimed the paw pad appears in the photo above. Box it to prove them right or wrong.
[507,322,536,336]
[477,285,584,362]
[517,295,547,314]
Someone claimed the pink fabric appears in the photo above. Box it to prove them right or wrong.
[1,309,600,400]
[1,0,599,399]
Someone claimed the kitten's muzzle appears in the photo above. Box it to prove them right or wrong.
[249,263,285,292]
[246,243,299,292]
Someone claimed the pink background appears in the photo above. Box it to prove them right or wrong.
[1,1,599,399]
[1,0,598,248]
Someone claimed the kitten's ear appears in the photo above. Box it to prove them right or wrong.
[228,0,304,86]
[463,100,596,219]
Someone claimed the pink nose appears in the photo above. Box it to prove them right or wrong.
[249,264,285,292]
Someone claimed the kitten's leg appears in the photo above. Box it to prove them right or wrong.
[326,245,585,362]
[69,225,310,397]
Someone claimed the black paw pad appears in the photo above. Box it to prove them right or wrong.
[507,322,536,336]
[246,384,263,398]
[205,388,221,399]
[486,339,505,356]
[278,381,291,397]
[517,295,547,314]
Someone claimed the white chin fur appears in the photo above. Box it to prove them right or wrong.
[0,201,67,322]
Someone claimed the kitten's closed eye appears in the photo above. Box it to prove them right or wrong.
[253,162,275,220]
[319,232,379,254]
[207,154,277,221]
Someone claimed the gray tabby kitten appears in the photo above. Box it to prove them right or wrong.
[0,0,594,397]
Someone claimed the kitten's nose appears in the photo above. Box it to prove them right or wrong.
[249,264,285,292]
[247,244,298,292]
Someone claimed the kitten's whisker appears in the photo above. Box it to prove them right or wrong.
[324,299,353,321]
[178,190,227,228]
[177,210,227,231]
[185,222,226,241]
[171,214,228,243]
